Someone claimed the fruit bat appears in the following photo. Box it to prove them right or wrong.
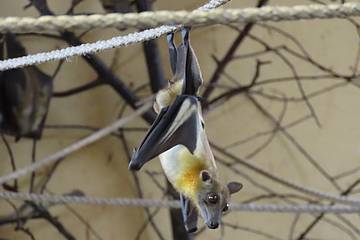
[129,28,243,232]
[0,33,56,140]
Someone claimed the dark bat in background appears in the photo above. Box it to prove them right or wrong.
[99,0,132,13]
[129,28,242,232]
[0,33,60,140]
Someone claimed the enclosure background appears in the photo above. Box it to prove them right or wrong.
[1,0,360,240]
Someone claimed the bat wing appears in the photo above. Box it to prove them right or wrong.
[129,95,200,170]
[167,33,177,75]
[170,28,203,95]
[182,45,203,95]
[180,194,198,233]
[181,28,203,95]
[0,75,3,128]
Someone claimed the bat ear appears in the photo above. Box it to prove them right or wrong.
[200,170,212,183]
[227,182,243,194]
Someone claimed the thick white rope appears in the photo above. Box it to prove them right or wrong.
[1,3,359,33]
[1,191,360,214]
[0,102,152,186]
[0,0,229,71]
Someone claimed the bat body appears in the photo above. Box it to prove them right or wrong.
[158,97,235,231]
[153,80,182,114]
[129,29,242,232]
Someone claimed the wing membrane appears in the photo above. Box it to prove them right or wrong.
[129,95,200,170]
[180,194,198,233]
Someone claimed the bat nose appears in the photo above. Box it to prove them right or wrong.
[208,221,219,229]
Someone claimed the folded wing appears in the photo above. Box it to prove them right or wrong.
[129,95,201,170]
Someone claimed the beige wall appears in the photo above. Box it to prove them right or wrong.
[1,0,360,239]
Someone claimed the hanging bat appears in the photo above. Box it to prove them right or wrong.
[129,28,242,232]
[0,33,57,140]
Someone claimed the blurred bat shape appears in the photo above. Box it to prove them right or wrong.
[0,34,59,140]
[100,0,132,13]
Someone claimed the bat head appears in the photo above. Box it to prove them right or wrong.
[194,170,242,229]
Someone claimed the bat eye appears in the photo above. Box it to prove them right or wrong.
[201,121,205,129]
[223,204,229,212]
[207,192,219,204]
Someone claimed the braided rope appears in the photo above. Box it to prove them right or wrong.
[0,0,229,71]
[229,203,360,214]
[1,3,360,33]
[0,106,358,209]
[1,191,360,214]
[0,102,152,186]
[0,191,180,208]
